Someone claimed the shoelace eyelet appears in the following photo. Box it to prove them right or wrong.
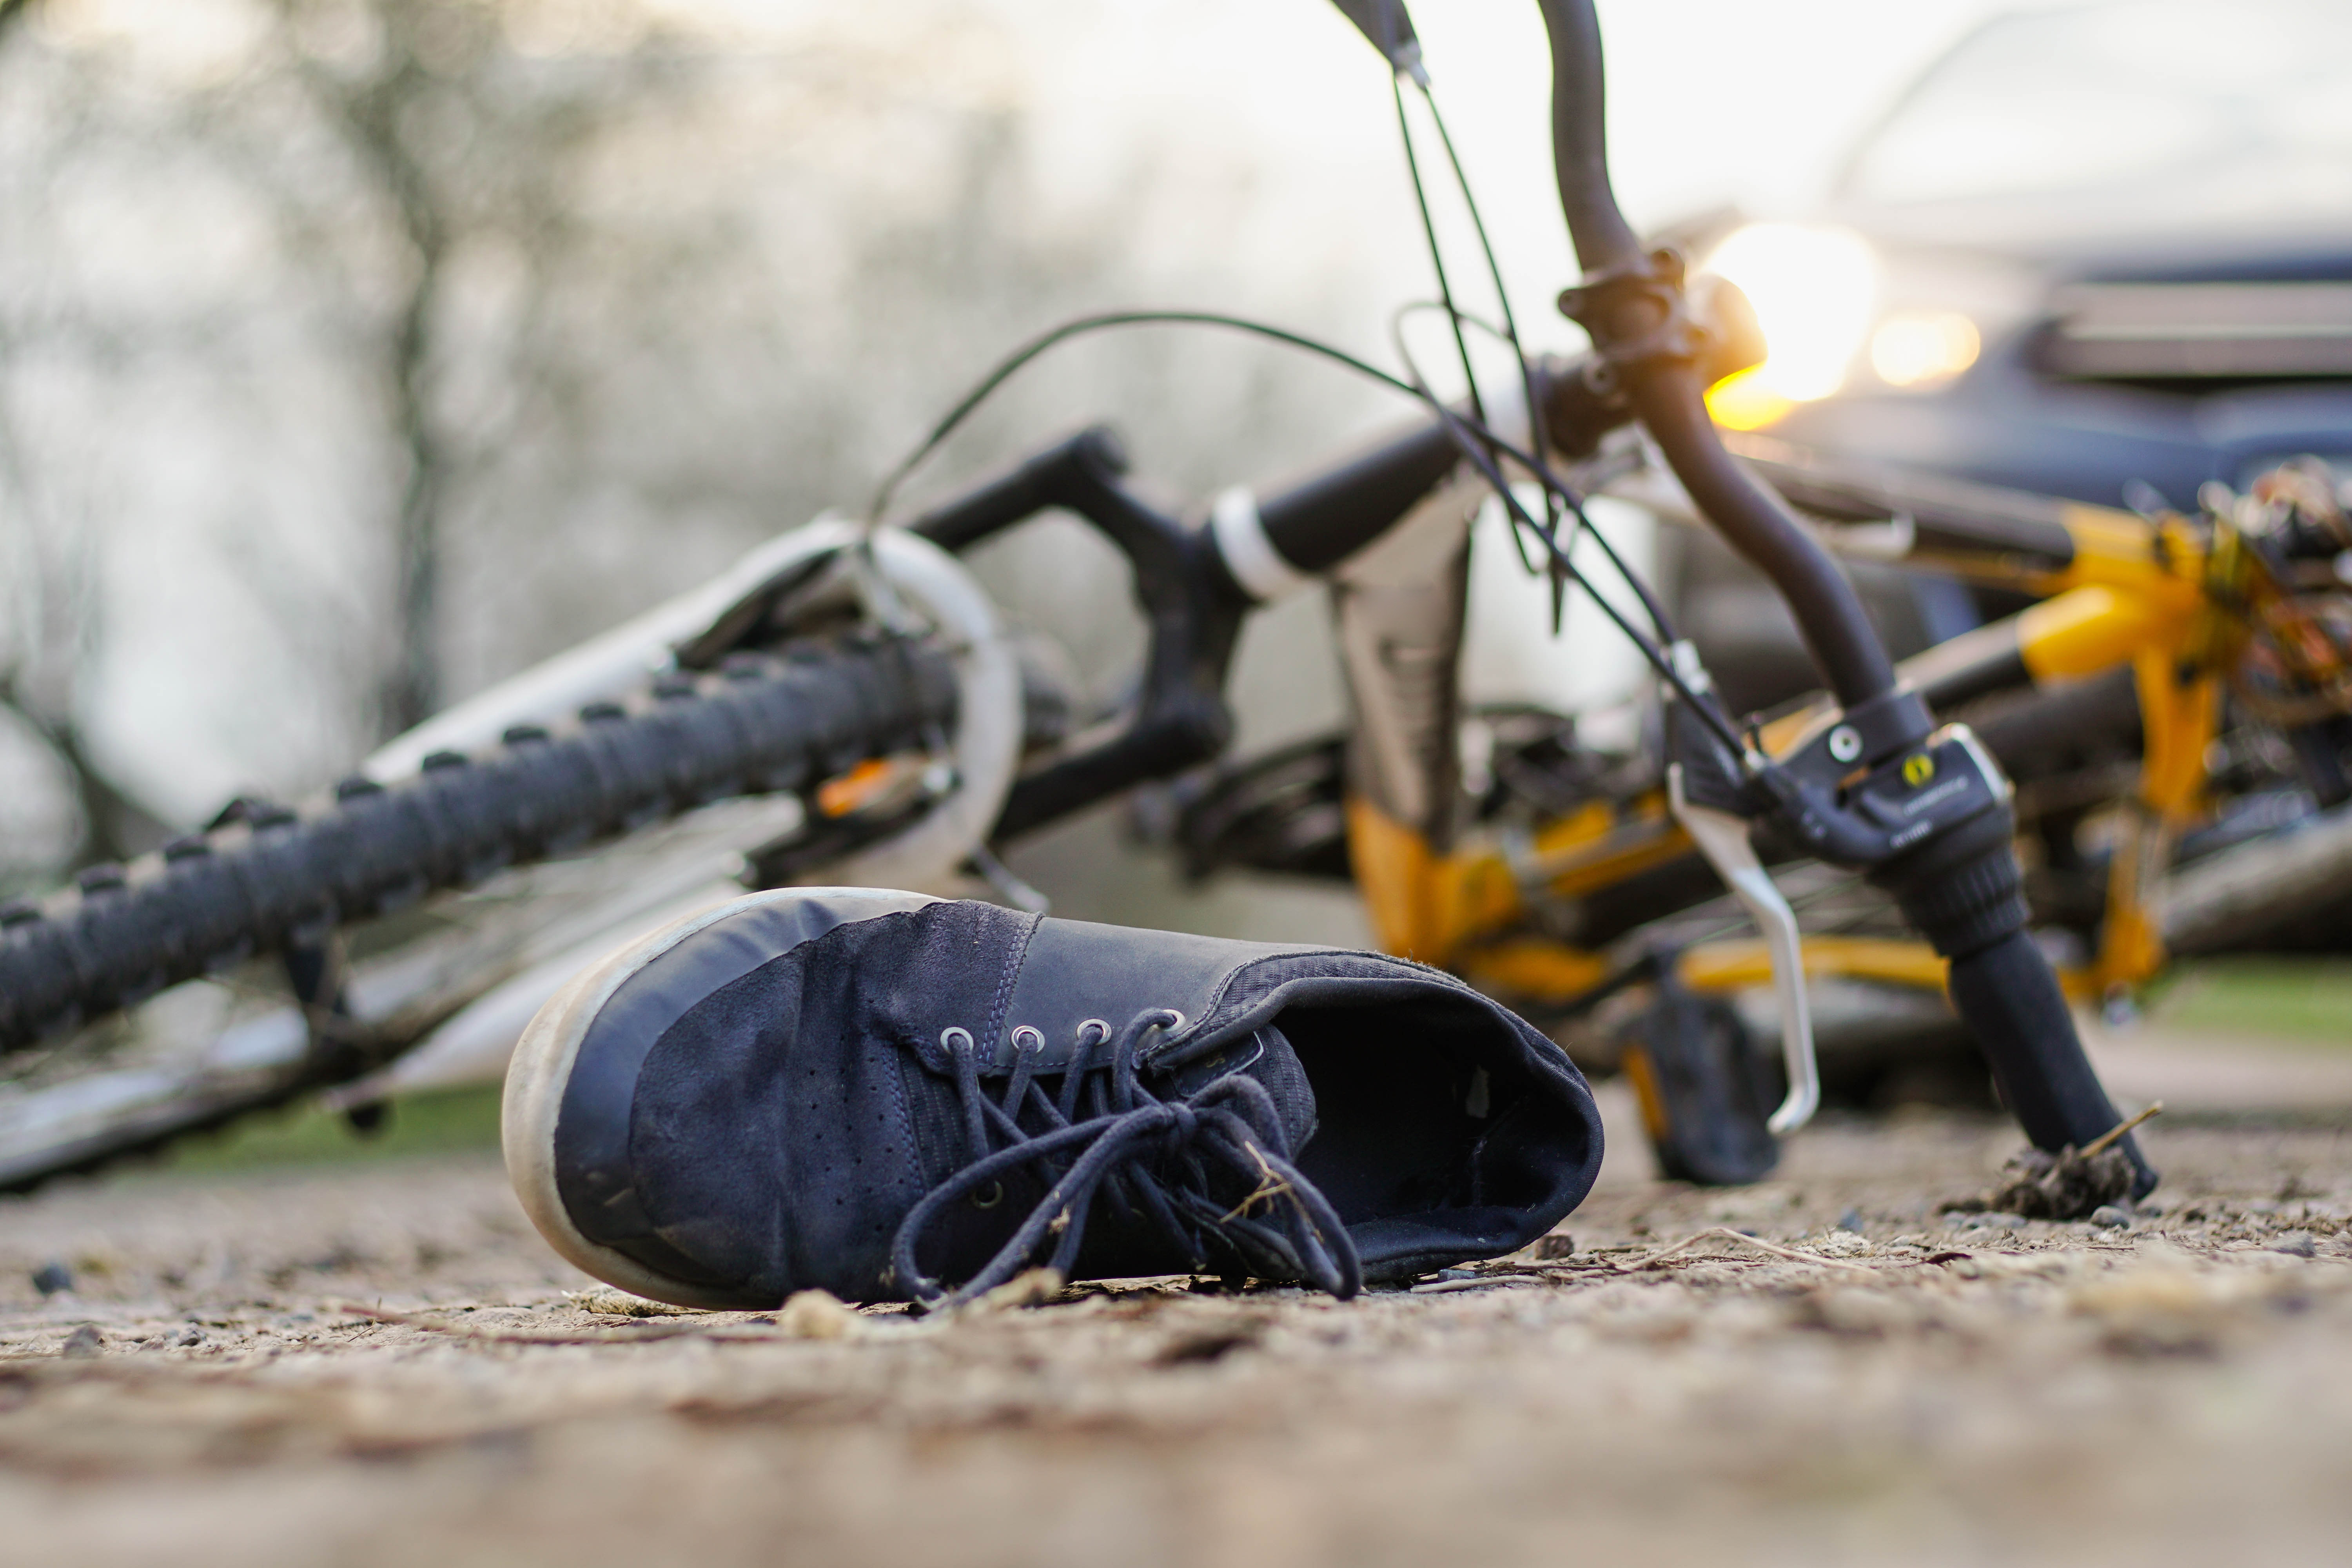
[970,1180,1006,1210]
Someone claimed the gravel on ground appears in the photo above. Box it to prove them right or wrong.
[2,1090,2349,1568]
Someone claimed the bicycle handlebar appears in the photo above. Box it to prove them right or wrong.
[1534,0,1901,719]
[1523,0,2149,1194]
[1535,0,1639,277]
[1252,303,1766,578]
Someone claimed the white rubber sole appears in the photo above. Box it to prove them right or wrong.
[501,886,926,1309]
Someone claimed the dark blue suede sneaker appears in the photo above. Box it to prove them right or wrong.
[505,888,1604,1309]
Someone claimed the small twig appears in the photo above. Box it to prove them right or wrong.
[2080,1102,2163,1160]
[1410,1273,1549,1294]
[1637,1227,1878,1274]
[1220,1144,1296,1224]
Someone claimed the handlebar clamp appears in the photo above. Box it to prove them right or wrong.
[1555,247,1711,391]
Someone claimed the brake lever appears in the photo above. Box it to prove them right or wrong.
[1659,676,2008,1143]
[1666,762,1819,1135]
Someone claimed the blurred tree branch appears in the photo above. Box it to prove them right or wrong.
[0,260,166,873]
[0,465,171,871]
[270,1,678,740]
[0,669,171,870]
[276,0,457,739]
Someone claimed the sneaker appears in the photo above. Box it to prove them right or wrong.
[1617,973,1780,1188]
[504,888,1604,1309]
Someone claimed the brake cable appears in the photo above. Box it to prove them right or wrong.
[1391,67,1577,623]
[862,305,1746,759]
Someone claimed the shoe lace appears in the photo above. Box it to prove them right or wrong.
[889,1008,1361,1308]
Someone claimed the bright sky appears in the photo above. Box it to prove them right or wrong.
[1001,0,2081,355]
[30,0,2080,357]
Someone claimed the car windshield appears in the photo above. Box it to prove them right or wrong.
[1839,0,2352,218]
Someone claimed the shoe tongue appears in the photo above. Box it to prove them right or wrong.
[1238,1023,1319,1152]
[1158,1022,1318,1151]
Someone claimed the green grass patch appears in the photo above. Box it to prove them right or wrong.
[2151,958,2352,1045]
[158,1083,506,1174]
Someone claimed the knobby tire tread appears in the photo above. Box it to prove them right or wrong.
[0,633,956,1065]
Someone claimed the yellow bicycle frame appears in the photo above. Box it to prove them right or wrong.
[1346,445,2266,1019]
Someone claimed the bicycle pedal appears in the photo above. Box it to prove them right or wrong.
[1617,982,1780,1188]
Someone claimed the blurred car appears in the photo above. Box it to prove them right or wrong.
[1683,0,2352,513]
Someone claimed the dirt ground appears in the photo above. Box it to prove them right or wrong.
[2,1075,2350,1568]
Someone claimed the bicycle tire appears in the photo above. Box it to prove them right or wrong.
[0,633,957,1058]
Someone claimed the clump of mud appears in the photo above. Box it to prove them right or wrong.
[1977,1144,2138,1220]
[1945,1105,2160,1221]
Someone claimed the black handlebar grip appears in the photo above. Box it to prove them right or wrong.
[1868,785,2157,1197]
[1946,931,2157,1198]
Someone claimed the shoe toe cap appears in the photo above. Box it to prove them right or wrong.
[506,888,939,1308]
